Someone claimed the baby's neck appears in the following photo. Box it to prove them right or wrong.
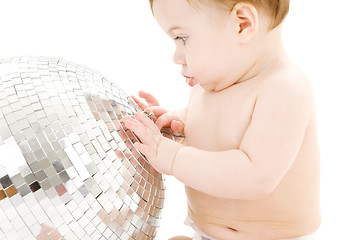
[237,25,287,84]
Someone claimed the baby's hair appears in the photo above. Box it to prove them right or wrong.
[148,0,289,30]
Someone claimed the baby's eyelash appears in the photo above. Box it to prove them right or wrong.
[174,36,188,44]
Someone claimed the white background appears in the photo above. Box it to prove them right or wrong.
[0,0,339,239]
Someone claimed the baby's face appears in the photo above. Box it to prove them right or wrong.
[153,0,244,91]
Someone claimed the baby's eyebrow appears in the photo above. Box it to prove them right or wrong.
[167,26,182,35]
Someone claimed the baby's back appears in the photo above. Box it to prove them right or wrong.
[184,59,321,240]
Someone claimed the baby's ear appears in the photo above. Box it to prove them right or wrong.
[230,3,259,43]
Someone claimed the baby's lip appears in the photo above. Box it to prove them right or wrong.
[182,73,191,78]
[182,74,195,87]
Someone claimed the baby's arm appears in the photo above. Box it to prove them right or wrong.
[172,77,314,200]
[124,77,313,200]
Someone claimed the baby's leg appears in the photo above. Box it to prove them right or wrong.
[169,236,192,240]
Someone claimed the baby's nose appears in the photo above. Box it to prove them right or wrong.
[173,49,186,65]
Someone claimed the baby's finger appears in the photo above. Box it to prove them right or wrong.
[131,95,148,110]
[156,113,182,129]
[138,91,160,107]
[171,120,185,133]
[145,106,167,118]
[123,117,150,143]
[135,112,159,132]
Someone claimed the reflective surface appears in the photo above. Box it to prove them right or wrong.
[0,56,164,239]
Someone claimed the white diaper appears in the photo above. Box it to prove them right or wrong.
[184,216,317,240]
[184,216,217,240]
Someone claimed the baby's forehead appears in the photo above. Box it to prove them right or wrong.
[153,0,223,20]
[186,0,231,13]
[153,1,228,35]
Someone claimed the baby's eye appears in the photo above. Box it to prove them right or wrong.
[174,36,188,45]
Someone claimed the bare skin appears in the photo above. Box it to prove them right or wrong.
[123,0,321,239]
[169,237,192,240]
[182,59,321,240]
[129,59,321,240]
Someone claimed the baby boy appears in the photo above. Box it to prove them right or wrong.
[123,0,321,239]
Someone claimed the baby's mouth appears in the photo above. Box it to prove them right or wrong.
[183,74,196,87]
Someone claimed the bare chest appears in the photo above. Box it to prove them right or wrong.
[184,85,257,150]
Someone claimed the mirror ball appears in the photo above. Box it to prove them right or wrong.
[0,56,165,240]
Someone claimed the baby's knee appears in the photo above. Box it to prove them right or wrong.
[168,236,192,240]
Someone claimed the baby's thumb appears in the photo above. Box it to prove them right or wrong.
[171,120,184,133]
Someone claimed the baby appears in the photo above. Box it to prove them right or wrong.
[123,0,321,239]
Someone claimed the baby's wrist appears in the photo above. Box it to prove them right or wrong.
[155,137,183,175]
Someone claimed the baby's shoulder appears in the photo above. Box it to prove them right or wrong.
[258,60,312,97]
[254,60,315,119]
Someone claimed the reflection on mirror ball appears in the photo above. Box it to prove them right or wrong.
[0,56,165,239]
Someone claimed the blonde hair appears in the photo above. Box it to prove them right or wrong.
[148,0,289,30]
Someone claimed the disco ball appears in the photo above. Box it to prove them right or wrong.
[0,56,165,239]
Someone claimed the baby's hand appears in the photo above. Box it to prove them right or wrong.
[123,112,182,175]
[131,90,160,111]
[145,107,185,132]
[144,107,185,142]
[131,90,185,141]
[123,112,163,166]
